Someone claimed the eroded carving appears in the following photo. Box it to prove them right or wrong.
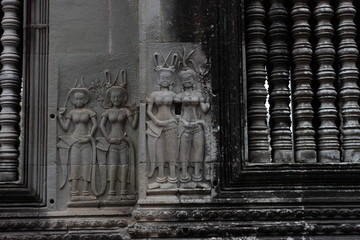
[147,51,179,189]
[57,78,98,202]
[175,49,210,188]
[146,47,212,191]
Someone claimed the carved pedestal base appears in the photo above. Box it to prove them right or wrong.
[0,171,17,182]
[296,150,316,163]
[68,200,100,208]
[273,150,293,163]
[103,199,137,207]
[319,150,340,163]
[343,149,360,162]
[71,195,97,201]
[249,151,270,163]
[145,188,212,204]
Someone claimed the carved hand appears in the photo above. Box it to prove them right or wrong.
[57,107,66,117]
[168,118,178,124]
[154,119,165,127]
[109,137,121,144]
[155,118,177,127]
[78,136,91,143]
[130,106,139,115]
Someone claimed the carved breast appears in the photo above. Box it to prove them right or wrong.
[182,96,200,106]
[72,110,91,124]
[154,95,173,106]
[108,109,127,123]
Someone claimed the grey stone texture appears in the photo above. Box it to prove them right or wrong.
[1,0,360,239]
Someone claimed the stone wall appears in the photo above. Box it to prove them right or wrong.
[1,0,360,239]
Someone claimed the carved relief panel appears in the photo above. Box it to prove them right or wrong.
[140,43,215,202]
[56,55,139,209]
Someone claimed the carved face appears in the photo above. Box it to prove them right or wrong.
[109,90,127,107]
[158,70,174,88]
[179,71,196,88]
[73,92,87,108]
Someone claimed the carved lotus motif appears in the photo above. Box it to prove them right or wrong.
[175,210,189,220]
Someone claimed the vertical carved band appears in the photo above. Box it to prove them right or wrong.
[268,0,293,163]
[0,0,21,181]
[337,0,360,162]
[246,0,270,163]
[291,0,316,163]
[314,0,340,163]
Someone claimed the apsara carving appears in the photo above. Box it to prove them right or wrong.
[146,47,212,191]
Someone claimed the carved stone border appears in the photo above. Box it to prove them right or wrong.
[130,208,360,238]
[0,0,48,206]
[129,223,360,238]
[132,207,360,222]
[218,0,360,202]
[0,212,131,239]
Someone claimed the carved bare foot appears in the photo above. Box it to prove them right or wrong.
[71,191,80,196]
[168,176,178,184]
[148,182,161,189]
[126,195,136,200]
[107,195,119,200]
[196,182,210,188]
[191,173,202,182]
[119,190,128,199]
[160,182,177,189]
[181,182,197,189]
[119,194,134,200]
[179,173,191,183]
[108,190,116,196]
[82,191,90,196]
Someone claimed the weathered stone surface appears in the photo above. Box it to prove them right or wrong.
[3,0,360,239]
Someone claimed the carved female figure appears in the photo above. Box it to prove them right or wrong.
[97,71,138,199]
[146,53,179,189]
[175,57,210,187]
[57,79,98,200]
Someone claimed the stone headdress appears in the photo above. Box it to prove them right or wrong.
[69,77,91,104]
[106,69,128,102]
[153,50,178,73]
[178,47,197,79]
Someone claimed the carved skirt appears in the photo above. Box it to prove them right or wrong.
[108,142,129,165]
[147,122,179,165]
[69,142,92,181]
[179,123,204,163]
[157,123,179,164]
